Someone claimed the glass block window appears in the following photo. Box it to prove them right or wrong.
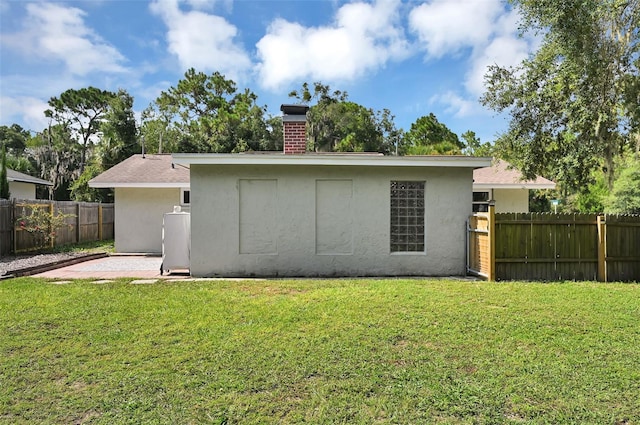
[390,181,425,252]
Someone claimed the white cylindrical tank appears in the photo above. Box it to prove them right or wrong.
[161,206,190,274]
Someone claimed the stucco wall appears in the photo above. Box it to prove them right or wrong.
[114,187,183,253]
[9,182,36,200]
[493,189,529,213]
[189,164,473,277]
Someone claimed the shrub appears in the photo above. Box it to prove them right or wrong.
[17,206,75,251]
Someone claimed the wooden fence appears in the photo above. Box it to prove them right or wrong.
[0,199,114,256]
[467,205,640,282]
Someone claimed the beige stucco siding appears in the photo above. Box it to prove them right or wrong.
[114,187,183,253]
[9,182,36,200]
[493,189,529,213]
[189,164,473,277]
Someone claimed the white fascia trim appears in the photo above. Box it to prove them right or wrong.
[8,177,53,186]
[89,182,189,188]
[473,183,556,190]
[172,153,492,168]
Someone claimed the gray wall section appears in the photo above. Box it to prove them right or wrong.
[189,164,473,277]
[114,187,183,253]
[9,181,36,200]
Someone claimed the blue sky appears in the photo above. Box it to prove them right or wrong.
[0,0,536,144]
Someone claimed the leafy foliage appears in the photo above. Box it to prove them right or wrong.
[16,206,74,250]
[28,124,81,201]
[70,163,113,203]
[461,130,494,157]
[605,155,640,214]
[481,0,640,190]
[575,174,608,213]
[0,144,10,200]
[148,68,278,153]
[289,82,402,154]
[70,90,138,202]
[0,124,30,155]
[45,87,118,173]
[404,113,464,155]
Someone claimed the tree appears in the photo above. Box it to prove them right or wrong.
[97,89,138,170]
[289,82,400,154]
[0,124,30,155]
[45,87,117,173]
[28,124,82,200]
[148,68,277,153]
[461,130,494,157]
[0,144,10,200]
[141,103,179,154]
[404,113,464,155]
[481,0,640,191]
[70,89,138,202]
[605,154,640,214]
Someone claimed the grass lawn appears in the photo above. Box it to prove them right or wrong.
[1,278,639,424]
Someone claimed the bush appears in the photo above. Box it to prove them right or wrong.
[17,206,75,251]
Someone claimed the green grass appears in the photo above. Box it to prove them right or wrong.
[50,239,115,254]
[1,278,639,424]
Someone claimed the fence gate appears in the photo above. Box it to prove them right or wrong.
[467,212,493,280]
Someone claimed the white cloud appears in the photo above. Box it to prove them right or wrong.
[184,0,232,12]
[465,34,530,97]
[409,0,504,58]
[408,0,534,115]
[150,0,251,80]
[1,3,127,76]
[255,0,410,90]
[0,96,50,131]
[429,91,480,118]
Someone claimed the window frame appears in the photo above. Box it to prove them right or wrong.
[180,188,190,206]
[472,191,490,213]
[390,180,426,254]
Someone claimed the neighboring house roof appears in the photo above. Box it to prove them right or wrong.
[7,169,53,186]
[172,153,492,168]
[89,154,190,188]
[473,159,555,190]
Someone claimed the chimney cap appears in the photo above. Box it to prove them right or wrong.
[280,104,309,115]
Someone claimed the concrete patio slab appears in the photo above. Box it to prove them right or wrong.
[33,255,189,280]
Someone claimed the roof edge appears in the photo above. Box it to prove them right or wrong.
[172,153,492,168]
[89,182,189,189]
[473,183,556,190]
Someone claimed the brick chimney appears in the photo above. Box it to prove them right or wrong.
[281,104,309,154]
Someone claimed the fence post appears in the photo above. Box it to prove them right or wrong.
[11,198,16,255]
[488,201,496,281]
[98,204,103,240]
[49,202,55,248]
[76,203,81,244]
[597,215,607,282]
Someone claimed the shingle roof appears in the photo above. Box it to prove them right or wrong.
[7,169,53,186]
[89,154,190,188]
[473,159,555,189]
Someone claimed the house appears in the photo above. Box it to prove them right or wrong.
[472,159,555,213]
[170,105,491,277]
[88,154,189,253]
[7,168,53,200]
